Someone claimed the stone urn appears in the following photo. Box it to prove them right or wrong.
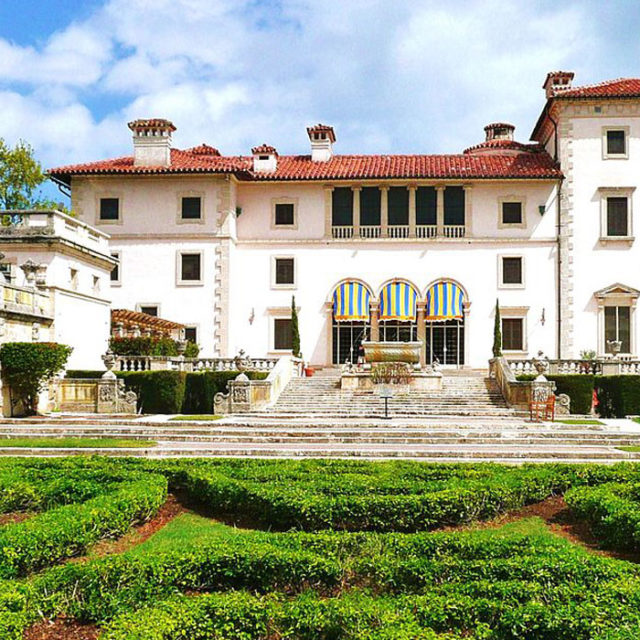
[101,349,117,380]
[532,350,549,381]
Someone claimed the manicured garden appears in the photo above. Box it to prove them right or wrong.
[3,458,640,638]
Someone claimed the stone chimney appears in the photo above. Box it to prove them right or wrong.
[251,144,278,172]
[307,124,336,162]
[543,71,575,99]
[128,118,176,167]
[484,122,515,142]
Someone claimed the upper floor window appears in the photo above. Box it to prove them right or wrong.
[416,187,437,226]
[500,256,524,287]
[388,187,409,226]
[606,196,629,237]
[500,200,524,227]
[272,257,295,288]
[273,201,297,228]
[92,276,100,294]
[178,252,202,284]
[331,188,353,227]
[599,188,635,242]
[0,263,14,283]
[99,198,119,221]
[273,318,293,351]
[181,196,202,220]
[360,187,381,226]
[444,186,465,226]
[69,268,78,290]
[110,252,120,284]
[184,326,198,344]
[502,318,524,351]
[605,306,631,354]
[603,127,629,159]
[139,305,159,317]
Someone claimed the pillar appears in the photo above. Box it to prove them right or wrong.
[463,184,472,237]
[352,186,361,237]
[380,186,389,237]
[417,301,426,368]
[408,185,417,238]
[436,186,445,236]
[324,185,333,238]
[370,301,380,342]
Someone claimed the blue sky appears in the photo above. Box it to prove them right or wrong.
[0,0,639,203]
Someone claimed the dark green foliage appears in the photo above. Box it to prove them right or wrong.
[0,342,72,415]
[516,374,596,415]
[109,336,180,356]
[64,370,105,379]
[492,299,502,357]
[182,371,239,414]
[291,295,301,358]
[595,376,640,418]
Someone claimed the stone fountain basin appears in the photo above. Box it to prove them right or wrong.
[362,341,422,364]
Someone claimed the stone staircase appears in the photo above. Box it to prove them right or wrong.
[258,368,513,418]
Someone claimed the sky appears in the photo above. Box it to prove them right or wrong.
[0,0,639,203]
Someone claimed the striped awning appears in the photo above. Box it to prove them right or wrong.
[379,281,418,321]
[333,281,371,321]
[426,281,464,321]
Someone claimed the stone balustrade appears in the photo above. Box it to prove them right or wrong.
[509,358,640,376]
[116,354,278,373]
[0,282,52,320]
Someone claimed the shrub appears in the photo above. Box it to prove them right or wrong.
[182,371,240,414]
[595,376,640,418]
[516,374,595,414]
[110,336,179,356]
[118,371,186,414]
[0,342,72,415]
[65,370,104,379]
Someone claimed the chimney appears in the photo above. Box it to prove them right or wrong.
[306,124,336,162]
[128,118,176,167]
[484,122,515,142]
[251,144,278,172]
[543,71,575,99]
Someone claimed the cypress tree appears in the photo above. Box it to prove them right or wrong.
[492,298,502,357]
[291,295,301,358]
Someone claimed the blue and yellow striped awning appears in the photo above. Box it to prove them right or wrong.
[379,281,418,321]
[333,281,371,321]
[426,281,464,321]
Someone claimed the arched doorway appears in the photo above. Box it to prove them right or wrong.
[424,280,466,366]
[378,280,419,342]
[331,280,372,365]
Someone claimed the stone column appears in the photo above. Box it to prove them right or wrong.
[380,186,389,237]
[463,302,471,369]
[408,185,417,238]
[324,185,334,238]
[370,301,380,342]
[463,184,472,237]
[352,186,361,238]
[436,186,445,237]
[417,301,426,368]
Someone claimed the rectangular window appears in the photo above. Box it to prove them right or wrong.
[92,276,100,293]
[70,268,78,290]
[360,186,381,226]
[605,306,631,353]
[444,187,465,226]
[332,188,353,226]
[139,305,158,317]
[274,258,295,285]
[387,187,409,226]
[607,197,629,236]
[110,252,120,283]
[502,257,523,285]
[99,198,119,221]
[274,203,295,226]
[181,197,202,220]
[184,327,198,344]
[502,202,523,225]
[274,318,293,350]
[180,253,201,281]
[0,263,13,283]
[416,186,437,225]
[502,318,524,351]
[607,130,626,155]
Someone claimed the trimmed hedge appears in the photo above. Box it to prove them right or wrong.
[516,374,595,414]
[595,376,640,418]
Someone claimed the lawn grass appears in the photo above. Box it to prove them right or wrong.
[0,437,156,448]
[128,513,240,555]
[169,415,222,421]
[617,446,640,452]
[557,418,604,425]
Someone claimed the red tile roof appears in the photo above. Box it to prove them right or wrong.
[307,124,337,143]
[188,144,220,156]
[128,118,176,131]
[552,78,640,99]
[463,139,543,154]
[251,144,278,155]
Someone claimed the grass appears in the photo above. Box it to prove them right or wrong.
[617,446,640,452]
[129,513,240,555]
[169,415,222,421]
[0,437,156,448]
[557,419,604,425]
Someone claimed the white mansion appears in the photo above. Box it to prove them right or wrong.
[49,72,640,369]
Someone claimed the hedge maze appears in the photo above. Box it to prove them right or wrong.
[3,458,640,638]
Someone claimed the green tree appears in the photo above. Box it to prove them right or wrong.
[0,138,52,210]
[0,342,72,415]
[291,295,301,358]
[492,299,502,358]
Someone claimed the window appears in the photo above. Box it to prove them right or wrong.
[603,127,629,159]
[181,197,202,220]
[444,186,465,226]
[180,253,202,282]
[184,327,198,344]
[360,187,381,226]
[274,257,295,286]
[0,263,13,283]
[332,188,353,226]
[69,268,78,290]
[502,202,523,225]
[416,187,437,226]
[139,305,158,317]
[605,306,631,353]
[502,318,524,351]
[99,198,119,221]
[274,318,293,350]
[606,197,629,237]
[92,276,100,293]
[501,257,523,286]
[274,203,295,226]
[110,252,120,283]
[388,187,409,226]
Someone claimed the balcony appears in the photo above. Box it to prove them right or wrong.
[332,226,354,239]
[0,282,52,320]
[443,225,466,238]
[387,225,410,238]
[416,224,437,238]
[359,225,381,239]
[330,224,466,240]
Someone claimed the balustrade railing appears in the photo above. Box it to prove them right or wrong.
[359,225,381,239]
[116,355,278,373]
[443,225,466,238]
[0,282,52,319]
[387,225,410,238]
[510,359,612,376]
[416,224,437,238]
[117,356,152,372]
[331,226,354,239]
